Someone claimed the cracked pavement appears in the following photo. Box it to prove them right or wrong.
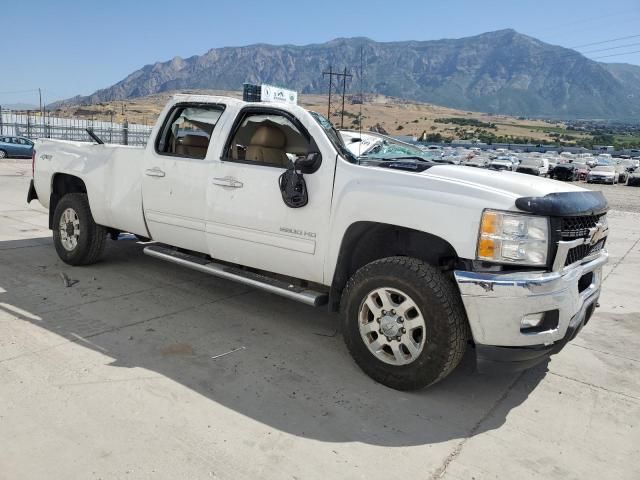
[1,159,639,479]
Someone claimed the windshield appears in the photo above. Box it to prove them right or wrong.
[309,111,358,163]
[593,166,615,172]
[366,140,428,159]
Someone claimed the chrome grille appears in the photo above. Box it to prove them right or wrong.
[565,239,606,266]
[560,214,604,240]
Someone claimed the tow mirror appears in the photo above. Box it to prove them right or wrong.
[294,152,322,174]
[279,163,308,208]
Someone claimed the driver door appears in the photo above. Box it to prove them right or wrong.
[205,107,334,283]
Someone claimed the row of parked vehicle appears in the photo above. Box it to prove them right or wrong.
[339,130,640,186]
[427,145,640,187]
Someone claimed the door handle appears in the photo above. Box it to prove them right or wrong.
[145,167,165,177]
[212,176,243,188]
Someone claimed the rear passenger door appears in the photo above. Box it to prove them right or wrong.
[142,103,225,253]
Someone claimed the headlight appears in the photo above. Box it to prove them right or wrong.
[477,210,549,266]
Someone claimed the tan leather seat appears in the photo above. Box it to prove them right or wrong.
[245,126,288,166]
[175,134,209,158]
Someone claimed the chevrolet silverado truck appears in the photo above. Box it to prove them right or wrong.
[27,94,609,390]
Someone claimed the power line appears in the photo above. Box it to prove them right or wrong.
[0,88,40,95]
[571,33,640,49]
[580,41,640,55]
[591,48,640,60]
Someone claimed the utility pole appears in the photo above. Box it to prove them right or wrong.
[323,65,334,119]
[322,66,352,128]
[340,67,350,129]
[38,88,42,115]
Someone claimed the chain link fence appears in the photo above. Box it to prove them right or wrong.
[0,109,153,146]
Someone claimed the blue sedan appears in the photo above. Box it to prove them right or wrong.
[0,136,34,159]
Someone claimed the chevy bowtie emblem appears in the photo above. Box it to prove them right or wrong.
[588,222,608,246]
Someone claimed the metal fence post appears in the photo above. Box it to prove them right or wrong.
[123,120,128,146]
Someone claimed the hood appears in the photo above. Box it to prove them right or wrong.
[424,165,585,200]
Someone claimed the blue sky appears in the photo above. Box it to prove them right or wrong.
[1,0,639,105]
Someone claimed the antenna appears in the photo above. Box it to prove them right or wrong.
[359,46,364,155]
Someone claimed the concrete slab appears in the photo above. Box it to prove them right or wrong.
[0,160,639,479]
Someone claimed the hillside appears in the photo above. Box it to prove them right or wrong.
[52,89,576,145]
[53,30,640,119]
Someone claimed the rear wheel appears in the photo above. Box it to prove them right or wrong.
[0,149,7,159]
[341,257,468,390]
[53,193,107,265]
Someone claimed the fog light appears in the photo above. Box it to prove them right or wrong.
[521,313,545,329]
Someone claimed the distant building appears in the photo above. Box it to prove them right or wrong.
[594,145,615,153]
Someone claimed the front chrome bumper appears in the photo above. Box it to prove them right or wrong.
[454,251,607,347]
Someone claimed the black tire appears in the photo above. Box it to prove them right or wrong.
[341,256,468,391]
[53,193,107,266]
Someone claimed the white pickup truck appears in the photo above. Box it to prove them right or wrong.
[27,94,609,390]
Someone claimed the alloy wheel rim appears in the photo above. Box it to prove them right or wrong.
[59,208,80,251]
[358,287,426,366]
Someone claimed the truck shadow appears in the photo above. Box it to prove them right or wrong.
[0,236,548,447]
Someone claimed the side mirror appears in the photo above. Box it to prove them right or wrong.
[294,152,322,174]
[350,137,362,143]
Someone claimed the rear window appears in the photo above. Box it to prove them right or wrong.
[155,104,225,159]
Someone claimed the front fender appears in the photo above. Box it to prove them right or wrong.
[324,162,519,283]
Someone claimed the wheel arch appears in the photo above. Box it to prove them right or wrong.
[328,221,460,312]
[49,173,88,229]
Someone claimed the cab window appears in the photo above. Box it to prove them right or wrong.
[155,104,224,159]
[224,110,310,168]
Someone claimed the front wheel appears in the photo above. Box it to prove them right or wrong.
[0,149,7,159]
[341,257,468,390]
[53,193,107,265]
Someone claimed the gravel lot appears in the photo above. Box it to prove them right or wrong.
[578,181,640,213]
[1,159,639,479]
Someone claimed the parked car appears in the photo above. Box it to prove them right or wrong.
[619,159,638,173]
[587,165,617,184]
[615,163,629,183]
[572,160,590,181]
[462,156,490,168]
[28,93,610,391]
[0,136,34,159]
[516,157,549,176]
[550,162,578,181]
[627,171,640,186]
[488,156,515,171]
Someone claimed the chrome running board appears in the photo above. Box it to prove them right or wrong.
[144,245,328,307]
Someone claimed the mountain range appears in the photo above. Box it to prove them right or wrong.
[57,30,640,119]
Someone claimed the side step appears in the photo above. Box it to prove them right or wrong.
[144,245,328,307]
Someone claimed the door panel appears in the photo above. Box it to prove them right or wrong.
[204,107,334,283]
[143,155,209,253]
[206,160,332,283]
[142,103,225,253]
